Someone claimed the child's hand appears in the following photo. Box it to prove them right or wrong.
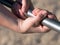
[29,8,57,32]
[18,8,57,33]
[12,0,30,19]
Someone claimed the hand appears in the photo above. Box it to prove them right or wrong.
[12,0,30,19]
[29,8,57,32]
[18,8,57,33]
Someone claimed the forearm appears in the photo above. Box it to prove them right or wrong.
[0,4,19,32]
[0,15,19,32]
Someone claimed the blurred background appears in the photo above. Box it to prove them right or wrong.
[0,0,60,45]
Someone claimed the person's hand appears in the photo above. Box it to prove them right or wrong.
[12,0,30,19]
[29,8,57,32]
[18,8,57,33]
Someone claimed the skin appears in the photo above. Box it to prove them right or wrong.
[0,0,57,33]
[12,0,30,19]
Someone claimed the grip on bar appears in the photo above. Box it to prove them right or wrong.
[0,0,60,32]
[27,10,60,32]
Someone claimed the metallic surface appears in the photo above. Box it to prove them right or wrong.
[42,18,60,31]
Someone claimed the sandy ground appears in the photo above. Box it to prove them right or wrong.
[0,0,60,45]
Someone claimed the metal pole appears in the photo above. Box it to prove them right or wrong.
[0,0,60,32]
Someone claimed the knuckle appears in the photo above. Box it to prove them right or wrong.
[48,15,55,19]
[41,10,47,15]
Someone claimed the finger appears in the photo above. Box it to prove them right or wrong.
[47,11,57,20]
[32,8,42,16]
[19,9,26,19]
[32,9,48,22]
[22,0,26,12]
[22,0,29,13]
[38,25,50,32]
[48,14,57,20]
[37,10,47,20]
[42,26,50,32]
[38,10,47,16]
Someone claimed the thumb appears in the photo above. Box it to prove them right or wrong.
[21,0,29,13]
[19,9,26,19]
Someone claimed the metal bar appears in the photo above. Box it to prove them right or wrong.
[0,0,60,32]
